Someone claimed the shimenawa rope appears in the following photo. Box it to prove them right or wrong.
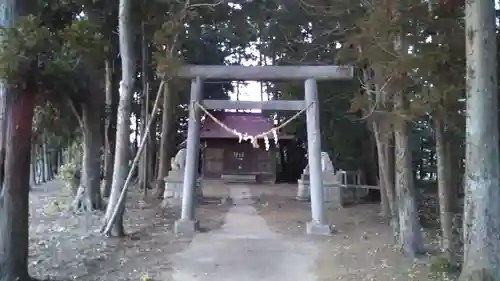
[195,101,313,150]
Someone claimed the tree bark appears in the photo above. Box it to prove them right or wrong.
[435,118,459,265]
[373,119,399,240]
[102,0,134,237]
[393,90,424,257]
[0,91,6,190]
[103,58,115,198]
[34,144,40,184]
[29,142,36,187]
[0,88,36,281]
[368,66,398,233]
[140,20,150,194]
[41,140,48,182]
[0,147,4,191]
[156,84,174,197]
[46,150,52,180]
[147,128,156,185]
[73,101,104,211]
[460,0,500,279]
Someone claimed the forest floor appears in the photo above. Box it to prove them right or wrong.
[29,180,442,281]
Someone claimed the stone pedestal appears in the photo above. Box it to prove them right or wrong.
[161,169,202,209]
[296,167,310,200]
[306,220,336,236]
[296,171,344,208]
[323,173,342,209]
[296,179,310,201]
[174,219,200,237]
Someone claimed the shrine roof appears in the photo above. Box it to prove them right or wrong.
[200,111,294,139]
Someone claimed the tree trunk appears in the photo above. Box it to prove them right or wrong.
[139,98,147,189]
[29,142,36,187]
[376,126,391,217]
[41,141,48,182]
[435,118,459,265]
[0,35,6,190]
[156,84,174,197]
[102,0,134,237]
[34,144,39,184]
[0,89,6,190]
[460,0,500,279]
[393,90,424,257]
[418,142,425,180]
[45,142,50,180]
[0,89,36,281]
[368,66,398,231]
[379,182,390,215]
[147,130,156,185]
[134,113,139,153]
[140,20,150,194]
[103,58,115,198]
[47,151,52,180]
[57,149,62,169]
[72,101,104,211]
[373,119,399,240]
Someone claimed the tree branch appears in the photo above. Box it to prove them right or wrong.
[67,97,84,131]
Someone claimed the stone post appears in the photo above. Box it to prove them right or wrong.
[175,77,203,236]
[304,78,332,235]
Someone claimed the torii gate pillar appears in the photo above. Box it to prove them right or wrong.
[174,77,203,236]
[304,78,332,235]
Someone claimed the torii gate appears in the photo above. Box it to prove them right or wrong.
[174,65,353,236]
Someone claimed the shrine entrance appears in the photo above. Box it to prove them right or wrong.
[173,64,353,236]
[199,110,294,183]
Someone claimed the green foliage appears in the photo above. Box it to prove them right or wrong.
[57,141,82,194]
[62,17,105,56]
[429,255,460,280]
[0,13,104,89]
[140,273,152,281]
[33,102,80,148]
[0,8,105,152]
[0,16,54,83]
[151,2,192,79]
[58,161,81,195]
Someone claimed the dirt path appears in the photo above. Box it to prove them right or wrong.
[27,181,434,281]
[252,184,434,281]
[28,180,228,281]
[168,185,319,281]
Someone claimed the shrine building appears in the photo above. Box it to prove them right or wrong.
[199,111,294,183]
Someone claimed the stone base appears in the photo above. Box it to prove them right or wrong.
[306,221,335,236]
[174,219,200,236]
[162,175,203,208]
[296,179,343,208]
[342,187,369,204]
[296,179,310,201]
[324,183,342,209]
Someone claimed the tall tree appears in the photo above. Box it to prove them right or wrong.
[0,0,37,279]
[460,0,500,279]
[78,0,120,199]
[102,0,134,237]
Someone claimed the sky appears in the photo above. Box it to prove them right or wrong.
[227,43,271,104]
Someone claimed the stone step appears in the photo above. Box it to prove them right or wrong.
[221,174,257,183]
